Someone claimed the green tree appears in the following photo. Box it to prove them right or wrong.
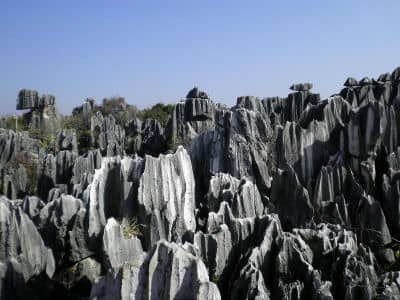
[137,103,174,127]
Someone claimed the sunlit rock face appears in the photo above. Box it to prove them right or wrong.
[135,146,196,249]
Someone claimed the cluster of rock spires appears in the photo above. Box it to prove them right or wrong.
[0,66,400,299]
[16,89,62,134]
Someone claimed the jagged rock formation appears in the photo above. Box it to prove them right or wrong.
[206,173,265,218]
[0,196,55,299]
[72,98,97,119]
[126,118,166,156]
[166,86,216,147]
[17,89,62,133]
[90,240,221,300]
[1,66,400,299]
[102,218,144,272]
[135,146,196,249]
[17,89,55,109]
[91,112,125,156]
[38,194,91,264]
[56,129,78,153]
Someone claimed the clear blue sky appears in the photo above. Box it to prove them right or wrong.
[1,0,399,115]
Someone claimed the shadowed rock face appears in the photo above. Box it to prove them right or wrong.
[3,67,400,299]
[91,112,125,156]
[271,163,314,230]
[17,90,56,110]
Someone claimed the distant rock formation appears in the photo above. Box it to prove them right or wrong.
[16,89,62,133]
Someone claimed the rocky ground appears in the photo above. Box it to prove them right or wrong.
[1,66,400,299]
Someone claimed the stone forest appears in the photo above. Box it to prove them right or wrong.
[1,66,400,300]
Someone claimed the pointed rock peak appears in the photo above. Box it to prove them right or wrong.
[359,77,372,86]
[392,66,400,81]
[344,77,359,87]
[289,83,313,92]
[378,73,391,82]
[186,86,209,99]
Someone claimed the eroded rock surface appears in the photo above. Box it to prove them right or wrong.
[2,67,400,299]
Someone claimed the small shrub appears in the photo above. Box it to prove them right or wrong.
[28,127,54,152]
[122,218,144,239]
[102,96,139,126]
[166,135,182,152]
[137,103,173,127]
[211,273,220,283]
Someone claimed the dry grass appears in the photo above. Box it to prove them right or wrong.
[122,218,144,239]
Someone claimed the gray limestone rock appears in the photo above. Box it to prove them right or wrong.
[139,118,166,156]
[18,89,61,133]
[21,195,44,223]
[166,90,216,147]
[38,194,88,264]
[378,73,392,83]
[38,153,57,200]
[16,89,40,110]
[91,112,125,156]
[206,173,265,218]
[103,218,144,272]
[347,101,387,159]
[72,149,102,185]
[0,128,41,169]
[275,120,330,191]
[56,129,78,153]
[88,156,124,242]
[186,86,210,99]
[190,107,273,206]
[360,77,372,86]
[344,77,359,87]
[1,164,27,199]
[56,150,77,184]
[194,224,232,280]
[356,195,394,264]
[382,173,400,234]
[392,66,400,82]
[231,214,282,299]
[312,155,350,225]
[54,257,102,298]
[377,272,400,300]
[90,240,221,300]
[271,163,314,230]
[135,146,196,249]
[290,83,313,92]
[5,66,400,300]
[332,245,379,300]
[0,196,55,281]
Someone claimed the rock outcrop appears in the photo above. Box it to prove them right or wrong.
[91,112,125,156]
[16,89,62,133]
[0,196,55,299]
[135,146,196,249]
[90,240,221,300]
